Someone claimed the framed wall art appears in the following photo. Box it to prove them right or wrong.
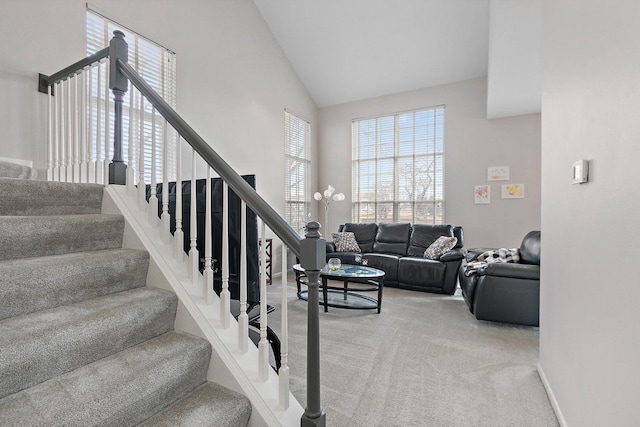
[488,166,510,181]
[474,185,490,204]
[501,183,525,199]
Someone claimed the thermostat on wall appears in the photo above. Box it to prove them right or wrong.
[572,160,589,184]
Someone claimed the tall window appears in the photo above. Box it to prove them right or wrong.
[86,8,176,183]
[352,106,445,224]
[284,111,311,233]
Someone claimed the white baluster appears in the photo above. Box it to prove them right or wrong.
[66,78,73,181]
[46,83,53,181]
[279,243,290,409]
[138,96,147,210]
[126,89,136,195]
[53,82,60,182]
[238,200,248,353]
[161,119,171,243]
[148,109,159,226]
[173,135,185,262]
[80,68,88,183]
[103,60,110,185]
[203,167,215,304]
[72,74,80,182]
[95,64,103,184]
[258,221,269,381]
[189,149,199,284]
[220,181,230,328]
[60,80,67,182]
[87,66,96,184]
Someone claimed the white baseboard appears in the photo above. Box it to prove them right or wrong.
[0,156,33,167]
[537,362,567,427]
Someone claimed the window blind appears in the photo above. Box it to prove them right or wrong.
[86,8,177,183]
[352,106,445,224]
[284,111,311,234]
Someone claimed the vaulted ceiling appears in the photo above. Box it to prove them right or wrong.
[253,0,541,118]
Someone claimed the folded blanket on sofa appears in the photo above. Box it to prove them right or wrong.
[464,248,520,276]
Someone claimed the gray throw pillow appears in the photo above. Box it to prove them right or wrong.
[332,232,361,253]
[424,236,458,260]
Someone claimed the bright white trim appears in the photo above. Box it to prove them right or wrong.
[0,157,33,168]
[537,362,567,427]
[104,185,304,426]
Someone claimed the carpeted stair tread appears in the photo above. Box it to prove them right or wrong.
[0,248,149,320]
[0,178,103,215]
[0,331,211,427]
[138,382,252,427]
[0,213,124,261]
[0,287,178,400]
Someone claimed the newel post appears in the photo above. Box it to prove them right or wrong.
[300,221,326,427]
[108,30,128,185]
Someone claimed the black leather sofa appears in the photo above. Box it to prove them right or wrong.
[325,223,465,295]
[458,231,541,326]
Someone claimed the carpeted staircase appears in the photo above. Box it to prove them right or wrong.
[0,177,251,426]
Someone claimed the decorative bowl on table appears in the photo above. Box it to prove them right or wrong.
[328,258,341,271]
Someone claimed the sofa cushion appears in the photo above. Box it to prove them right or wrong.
[398,257,447,287]
[407,224,454,257]
[423,236,458,260]
[332,232,361,252]
[372,223,410,256]
[343,223,378,253]
[364,253,401,283]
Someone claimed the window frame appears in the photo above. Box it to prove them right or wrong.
[86,8,177,184]
[351,105,445,225]
[284,110,311,234]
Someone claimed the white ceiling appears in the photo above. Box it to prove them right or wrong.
[253,0,491,108]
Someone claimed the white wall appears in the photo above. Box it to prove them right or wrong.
[487,0,541,119]
[0,0,318,271]
[318,77,541,249]
[540,1,640,425]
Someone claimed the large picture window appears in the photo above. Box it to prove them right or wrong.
[352,106,445,224]
[284,111,311,234]
[86,8,176,183]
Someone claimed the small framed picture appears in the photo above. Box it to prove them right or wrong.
[488,166,510,181]
[501,184,525,199]
[474,185,490,204]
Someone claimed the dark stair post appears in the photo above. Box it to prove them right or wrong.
[108,30,128,185]
[300,221,326,427]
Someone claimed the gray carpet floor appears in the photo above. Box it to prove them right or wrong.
[267,276,558,427]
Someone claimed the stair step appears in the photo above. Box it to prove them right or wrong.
[0,213,124,261]
[0,178,103,216]
[0,287,178,399]
[0,331,211,427]
[139,382,252,427]
[0,248,149,321]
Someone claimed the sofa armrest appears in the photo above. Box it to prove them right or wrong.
[478,263,540,280]
[439,248,465,263]
[326,242,336,253]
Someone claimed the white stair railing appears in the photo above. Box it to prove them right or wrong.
[40,31,326,426]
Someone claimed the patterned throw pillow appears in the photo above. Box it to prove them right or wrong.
[332,232,361,253]
[423,236,458,260]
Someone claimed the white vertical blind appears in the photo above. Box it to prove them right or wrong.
[352,106,445,225]
[284,111,310,234]
[86,8,177,183]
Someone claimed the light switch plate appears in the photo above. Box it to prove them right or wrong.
[572,160,589,184]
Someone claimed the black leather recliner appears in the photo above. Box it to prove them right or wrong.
[458,231,541,326]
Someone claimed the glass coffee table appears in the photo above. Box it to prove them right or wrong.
[293,264,385,313]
